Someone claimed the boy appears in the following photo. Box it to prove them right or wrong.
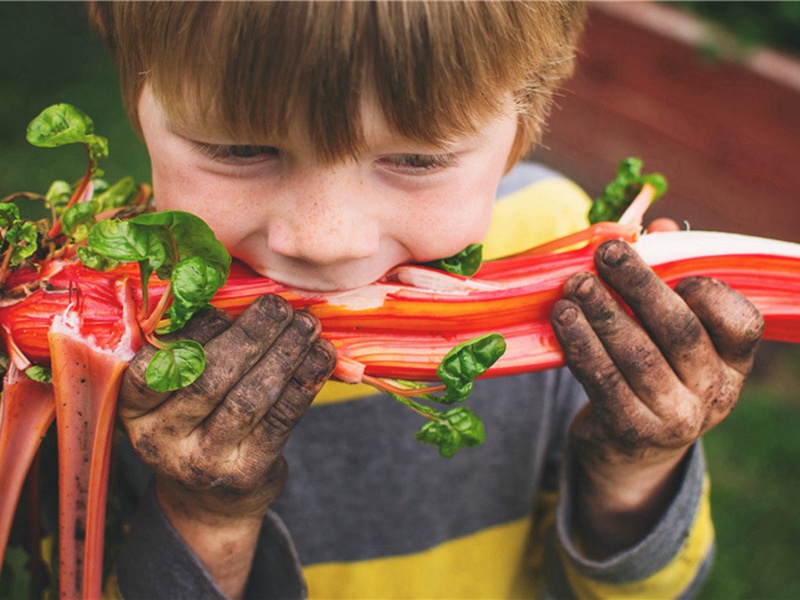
[90,2,763,598]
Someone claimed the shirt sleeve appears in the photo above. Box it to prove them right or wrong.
[497,163,716,598]
[543,442,714,599]
[114,483,307,600]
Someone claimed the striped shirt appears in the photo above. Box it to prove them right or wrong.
[115,163,714,599]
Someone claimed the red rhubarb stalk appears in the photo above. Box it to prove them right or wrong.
[0,367,55,571]
[49,329,131,599]
[0,187,799,596]
[47,278,141,600]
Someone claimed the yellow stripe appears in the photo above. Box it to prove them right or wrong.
[560,476,715,599]
[104,571,123,600]
[305,518,539,599]
[314,380,378,405]
[482,177,590,260]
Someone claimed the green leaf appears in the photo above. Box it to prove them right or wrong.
[45,180,73,213]
[87,218,151,262]
[131,211,231,278]
[588,157,668,224]
[415,406,485,457]
[61,200,99,242]
[26,103,96,148]
[87,137,110,173]
[26,365,52,383]
[423,243,483,277]
[25,103,109,177]
[146,226,176,280]
[92,178,110,195]
[95,176,138,212]
[436,333,506,403]
[0,202,20,229]
[146,340,206,392]
[5,221,39,266]
[76,246,119,272]
[161,256,225,333]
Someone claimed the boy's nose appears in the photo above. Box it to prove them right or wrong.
[267,191,380,266]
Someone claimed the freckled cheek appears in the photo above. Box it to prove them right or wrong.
[399,194,494,261]
[151,164,256,245]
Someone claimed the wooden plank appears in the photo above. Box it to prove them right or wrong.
[530,2,800,242]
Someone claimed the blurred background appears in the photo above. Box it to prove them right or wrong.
[0,2,798,598]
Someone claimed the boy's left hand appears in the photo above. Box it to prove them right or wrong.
[550,239,764,555]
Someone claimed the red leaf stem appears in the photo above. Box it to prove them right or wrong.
[0,210,799,599]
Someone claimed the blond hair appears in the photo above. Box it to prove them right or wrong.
[91,1,585,165]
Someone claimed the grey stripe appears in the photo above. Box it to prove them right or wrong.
[497,161,564,199]
[273,370,574,565]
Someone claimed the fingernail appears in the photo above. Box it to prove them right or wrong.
[312,340,337,366]
[563,272,588,299]
[256,294,291,320]
[556,306,578,326]
[572,274,595,301]
[293,311,317,335]
[601,241,627,267]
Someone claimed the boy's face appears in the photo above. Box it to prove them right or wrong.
[138,86,518,292]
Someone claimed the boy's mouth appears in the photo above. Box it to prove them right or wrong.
[236,245,414,294]
[260,265,387,295]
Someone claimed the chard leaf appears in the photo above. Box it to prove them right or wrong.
[25,103,109,176]
[61,200,100,242]
[95,176,138,211]
[147,227,177,280]
[146,339,206,392]
[0,202,20,229]
[423,243,483,277]
[161,256,225,333]
[588,157,668,224]
[5,221,39,266]
[84,210,231,392]
[76,246,119,272]
[415,406,485,457]
[131,211,231,278]
[92,178,110,195]
[87,218,151,262]
[45,180,73,213]
[26,365,52,383]
[26,103,94,147]
[436,333,506,403]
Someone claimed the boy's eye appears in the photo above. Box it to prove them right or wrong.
[195,143,279,163]
[379,153,458,173]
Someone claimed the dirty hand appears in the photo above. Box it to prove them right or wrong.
[550,239,763,554]
[118,295,337,522]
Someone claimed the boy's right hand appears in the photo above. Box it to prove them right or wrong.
[118,295,337,522]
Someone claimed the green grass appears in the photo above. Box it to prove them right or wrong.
[0,2,150,214]
[2,3,799,599]
[698,343,800,600]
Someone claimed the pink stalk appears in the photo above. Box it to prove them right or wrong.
[47,161,94,239]
[0,367,55,570]
[0,189,799,597]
